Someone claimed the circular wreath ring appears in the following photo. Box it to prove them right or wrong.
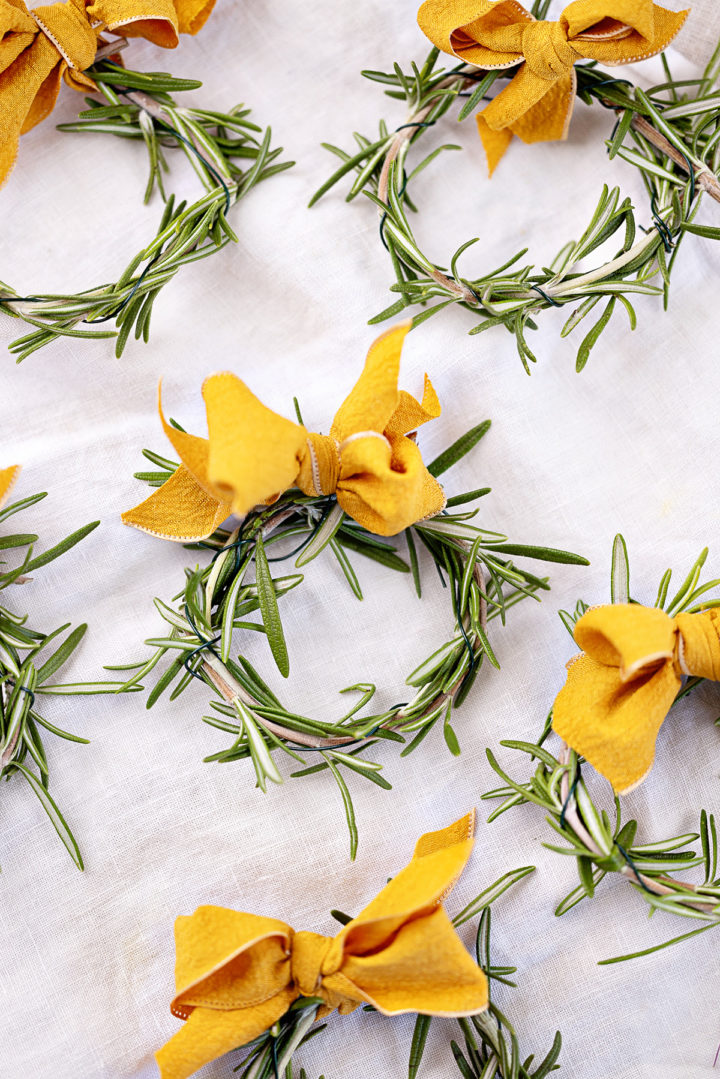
[484,535,720,964]
[0,42,292,361]
[311,11,720,372]
[115,418,587,858]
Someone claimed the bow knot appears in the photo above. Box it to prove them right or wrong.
[553,604,720,794]
[156,813,488,1079]
[521,19,575,80]
[30,2,97,72]
[297,433,342,498]
[122,324,447,542]
[290,930,335,998]
[417,0,688,174]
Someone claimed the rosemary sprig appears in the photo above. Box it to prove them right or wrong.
[112,424,588,858]
[230,865,561,1079]
[0,481,141,867]
[310,29,720,372]
[0,59,293,361]
[484,537,720,962]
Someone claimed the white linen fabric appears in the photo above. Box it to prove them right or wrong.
[1,2,719,1078]
[667,0,720,66]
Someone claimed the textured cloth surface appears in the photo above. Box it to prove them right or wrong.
[156,813,486,1079]
[667,0,720,66]
[0,2,719,1078]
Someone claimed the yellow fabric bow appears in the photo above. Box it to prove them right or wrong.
[155,811,487,1079]
[417,0,688,174]
[0,0,215,185]
[553,603,720,794]
[122,324,447,541]
[0,465,21,507]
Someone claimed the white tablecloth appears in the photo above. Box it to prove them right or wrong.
[1,3,719,1077]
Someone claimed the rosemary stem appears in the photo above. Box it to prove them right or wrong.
[534,230,659,299]
[559,742,720,915]
[630,114,720,202]
[93,37,129,63]
[558,744,605,857]
[377,69,481,307]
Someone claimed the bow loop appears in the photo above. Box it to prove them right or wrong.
[521,19,576,80]
[123,325,447,542]
[156,814,488,1079]
[573,603,676,682]
[417,0,688,174]
[553,605,720,794]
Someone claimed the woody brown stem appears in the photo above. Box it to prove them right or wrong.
[630,114,720,204]
[93,37,129,63]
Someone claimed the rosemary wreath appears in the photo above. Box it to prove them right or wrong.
[0,50,292,361]
[233,867,561,1079]
[112,420,587,858]
[310,11,720,372]
[484,536,720,963]
[0,468,139,868]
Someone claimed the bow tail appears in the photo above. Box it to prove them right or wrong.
[121,463,230,541]
[0,465,21,509]
[155,987,297,1079]
[476,66,575,175]
[330,323,411,443]
[552,652,680,793]
[336,813,477,954]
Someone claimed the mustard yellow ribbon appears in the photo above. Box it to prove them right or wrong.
[553,603,720,794]
[417,0,688,174]
[0,465,21,508]
[122,324,447,541]
[155,811,488,1079]
[0,0,215,185]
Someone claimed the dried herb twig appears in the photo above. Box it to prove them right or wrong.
[310,23,720,372]
[484,537,720,962]
[112,422,588,857]
[0,58,293,361]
